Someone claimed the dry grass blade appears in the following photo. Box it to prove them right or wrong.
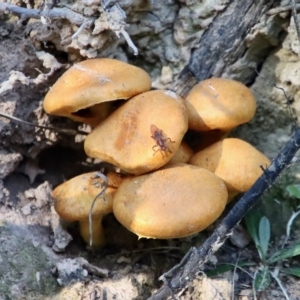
[0,111,83,135]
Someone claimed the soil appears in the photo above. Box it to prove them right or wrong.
[0,1,300,299]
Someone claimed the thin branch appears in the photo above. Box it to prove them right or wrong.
[0,3,94,45]
[267,4,300,15]
[0,2,139,56]
[115,27,138,56]
[254,70,297,127]
[291,0,300,56]
[72,21,90,39]
[0,111,84,136]
[0,3,92,26]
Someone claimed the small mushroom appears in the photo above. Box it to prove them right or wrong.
[189,138,271,201]
[185,78,257,132]
[43,58,152,126]
[52,171,124,247]
[113,163,228,239]
[169,141,193,164]
[84,90,188,175]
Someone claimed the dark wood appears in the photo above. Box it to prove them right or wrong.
[149,127,300,299]
[174,0,281,97]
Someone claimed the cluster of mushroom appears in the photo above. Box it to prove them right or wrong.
[44,58,270,247]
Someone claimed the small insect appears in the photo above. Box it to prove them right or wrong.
[150,124,175,158]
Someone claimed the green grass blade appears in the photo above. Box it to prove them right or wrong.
[258,216,270,259]
[270,270,291,300]
[244,211,260,246]
[281,267,300,277]
[206,262,255,277]
[254,267,271,292]
[286,184,300,199]
[268,243,300,263]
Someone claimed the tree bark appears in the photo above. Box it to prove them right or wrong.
[174,0,281,97]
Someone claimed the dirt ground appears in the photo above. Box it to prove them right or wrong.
[1,1,300,299]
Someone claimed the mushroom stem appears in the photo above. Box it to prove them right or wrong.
[79,218,105,247]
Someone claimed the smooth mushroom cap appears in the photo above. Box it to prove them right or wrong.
[189,138,271,200]
[113,163,228,239]
[185,78,257,132]
[43,58,152,126]
[52,171,124,246]
[84,90,188,175]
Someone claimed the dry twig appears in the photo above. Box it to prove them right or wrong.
[0,2,138,55]
[267,3,300,15]
[0,3,90,25]
[0,111,81,136]
[149,128,300,299]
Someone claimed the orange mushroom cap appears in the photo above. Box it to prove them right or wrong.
[84,90,188,175]
[52,171,124,247]
[113,163,228,239]
[185,78,257,132]
[189,138,271,201]
[43,58,152,126]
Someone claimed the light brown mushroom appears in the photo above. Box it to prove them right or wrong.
[189,138,271,201]
[84,90,188,175]
[43,58,152,126]
[52,171,124,247]
[185,78,257,132]
[113,163,228,239]
[169,141,193,164]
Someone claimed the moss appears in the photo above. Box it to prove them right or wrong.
[0,225,60,299]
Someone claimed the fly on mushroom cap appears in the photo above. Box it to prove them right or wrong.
[185,78,257,132]
[113,163,228,239]
[52,171,124,247]
[43,58,152,126]
[189,138,271,201]
[84,90,188,175]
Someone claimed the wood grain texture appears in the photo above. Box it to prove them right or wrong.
[174,0,281,97]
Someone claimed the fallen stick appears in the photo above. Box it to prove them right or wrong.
[0,3,90,26]
[149,127,300,299]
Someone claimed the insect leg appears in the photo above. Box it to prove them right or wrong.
[166,137,176,143]
[152,145,160,156]
[152,145,159,151]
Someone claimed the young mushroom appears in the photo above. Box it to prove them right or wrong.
[52,171,124,247]
[43,58,152,126]
[189,138,271,201]
[169,141,194,164]
[84,90,188,175]
[185,78,257,132]
[113,163,228,239]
